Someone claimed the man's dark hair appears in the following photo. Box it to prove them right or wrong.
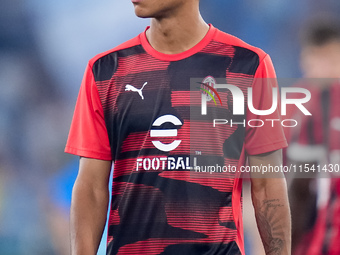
[301,16,340,47]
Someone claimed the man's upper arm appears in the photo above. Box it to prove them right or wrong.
[76,157,112,189]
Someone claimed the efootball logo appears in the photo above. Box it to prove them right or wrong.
[150,114,183,152]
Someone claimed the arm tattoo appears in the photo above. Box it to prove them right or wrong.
[256,199,285,255]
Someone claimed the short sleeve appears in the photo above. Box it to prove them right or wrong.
[65,63,112,160]
[245,54,288,155]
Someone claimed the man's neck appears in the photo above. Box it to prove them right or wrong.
[146,6,209,54]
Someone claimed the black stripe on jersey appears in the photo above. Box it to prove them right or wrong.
[168,53,232,91]
[92,45,146,82]
[223,125,245,160]
[157,242,241,255]
[118,45,145,58]
[92,51,118,82]
[117,148,171,160]
[228,46,260,75]
[107,242,241,255]
[113,172,231,203]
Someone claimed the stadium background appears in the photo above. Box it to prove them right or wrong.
[1,0,340,254]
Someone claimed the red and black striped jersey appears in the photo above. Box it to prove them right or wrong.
[66,24,287,255]
[287,82,340,255]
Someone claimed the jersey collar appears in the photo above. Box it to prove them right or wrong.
[140,24,216,61]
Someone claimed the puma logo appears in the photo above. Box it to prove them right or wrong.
[125,82,148,100]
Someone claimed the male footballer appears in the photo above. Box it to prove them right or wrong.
[66,0,291,254]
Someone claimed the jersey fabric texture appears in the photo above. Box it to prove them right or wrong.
[65,24,287,255]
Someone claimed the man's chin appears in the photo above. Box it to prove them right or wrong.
[135,13,152,18]
[135,6,157,18]
[134,7,153,18]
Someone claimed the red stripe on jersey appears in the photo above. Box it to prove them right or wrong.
[96,78,121,113]
[201,40,235,57]
[189,121,238,156]
[120,131,152,153]
[171,91,194,107]
[109,209,120,225]
[226,73,254,88]
[219,206,234,222]
[172,91,232,109]
[158,171,235,192]
[112,158,137,178]
[115,53,169,78]
[163,209,237,241]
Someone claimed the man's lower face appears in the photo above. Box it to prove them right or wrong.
[132,0,186,18]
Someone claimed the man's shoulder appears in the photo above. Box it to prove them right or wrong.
[214,28,267,60]
[88,34,141,67]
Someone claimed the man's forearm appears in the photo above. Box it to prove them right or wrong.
[70,178,109,255]
[251,178,291,255]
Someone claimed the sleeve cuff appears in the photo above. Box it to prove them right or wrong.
[246,139,288,156]
[64,146,113,161]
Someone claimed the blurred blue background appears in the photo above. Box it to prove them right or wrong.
[1,0,340,254]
